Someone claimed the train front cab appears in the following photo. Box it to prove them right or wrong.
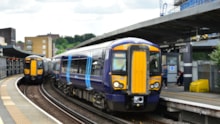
[23,57,44,83]
[106,43,161,112]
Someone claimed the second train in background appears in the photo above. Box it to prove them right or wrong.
[23,55,51,84]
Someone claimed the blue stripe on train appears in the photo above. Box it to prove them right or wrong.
[66,55,72,85]
[85,56,93,90]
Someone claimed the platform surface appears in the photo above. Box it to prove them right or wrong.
[161,83,220,108]
[0,75,61,124]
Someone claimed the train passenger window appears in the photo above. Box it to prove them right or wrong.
[149,52,160,75]
[112,52,126,75]
[71,59,87,74]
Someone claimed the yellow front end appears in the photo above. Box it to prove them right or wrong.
[108,42,162,112]
[111,44,162,93]
[38,69,43,75]
[111,44,150,94]
[24,69,30,75]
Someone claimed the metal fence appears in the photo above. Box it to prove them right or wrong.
[180,61,220,92]
[197,61,220,93]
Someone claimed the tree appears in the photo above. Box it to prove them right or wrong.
[209,44,220,88]
[17,41,23,43]
[82,33,95,41]
[55,38,68,46]
[64,36,74,44]
[209,44,220,65]
[54,33,96,55]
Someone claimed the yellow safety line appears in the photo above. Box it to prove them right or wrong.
[0,76,32,124]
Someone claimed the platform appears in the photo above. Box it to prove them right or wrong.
[1,75,220,123]
[161,83,220,107]
[160,83,220,123]
[0,75,61,124]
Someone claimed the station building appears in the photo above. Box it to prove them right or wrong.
[24,35,53,58]
[0,27,16,46]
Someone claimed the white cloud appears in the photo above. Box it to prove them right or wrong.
[0,0,39,13]
[0,0,161,41]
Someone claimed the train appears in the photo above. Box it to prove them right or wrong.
[23,55,51,84]
[51,37,162,112]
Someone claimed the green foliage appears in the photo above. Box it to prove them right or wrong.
[54,33,95,55]
[209,44,220,88]
[56,49,66,54]
[209,44,220,65]
[193,51,211,60]
[17,41,23,43]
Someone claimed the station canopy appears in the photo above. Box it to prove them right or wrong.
[75,1,220,48]
[0,45,43,58]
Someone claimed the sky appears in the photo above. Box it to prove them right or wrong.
[0,0,175,42]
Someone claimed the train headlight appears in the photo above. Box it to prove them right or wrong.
[113,82,120,88]
[150,82,160,89]
[154,82,160,88]
[119,84,124,88]
[113,81,124,89]
[150,85,154,88]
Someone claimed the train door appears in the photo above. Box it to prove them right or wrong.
[128,45,149,94]
[166,53,179,83]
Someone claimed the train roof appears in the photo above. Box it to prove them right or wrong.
[53,37,159,59]
[26,55,43,58]
[25,55,49,61]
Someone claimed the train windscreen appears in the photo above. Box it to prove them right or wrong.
[112,51,126,75]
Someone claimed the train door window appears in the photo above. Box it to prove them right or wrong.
[38,60,43,69]
[112,51,127,75]
[91,49,104,76]
[61,60,68,73]
[150,52,160,75]
[78,59,86,74]
[71,59,79,74]
[91,59,102,76]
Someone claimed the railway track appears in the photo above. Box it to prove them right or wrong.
[44,78,131,124]
[40,83,97,124]
[18,77,181,124]
[18,78,128,124]
[18,79,93,124]
[47,79,179,124]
